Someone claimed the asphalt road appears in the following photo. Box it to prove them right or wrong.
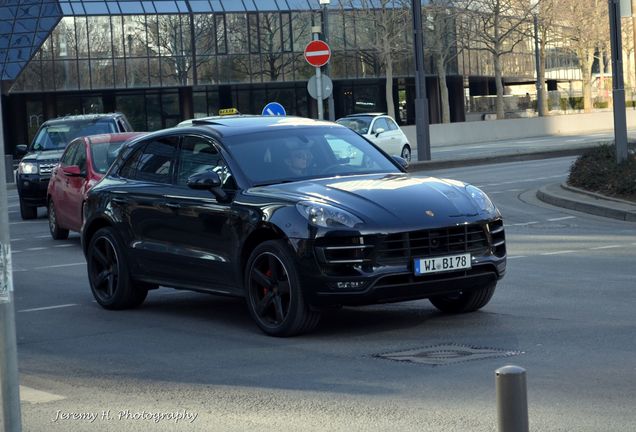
[4,156,636,431]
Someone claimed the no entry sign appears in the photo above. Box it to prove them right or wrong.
[304,40,331,67]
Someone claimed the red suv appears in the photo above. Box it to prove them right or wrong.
[47,132,146,239]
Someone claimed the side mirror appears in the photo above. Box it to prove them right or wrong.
[374,128,385,137]
[15,145,28,158]
[187,171,229,202]
[392,155,409,170]
[62,165,85,177]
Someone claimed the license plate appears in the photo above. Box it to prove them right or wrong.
[414,253,471,275]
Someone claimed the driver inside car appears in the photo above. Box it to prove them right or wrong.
[283,144,313,177]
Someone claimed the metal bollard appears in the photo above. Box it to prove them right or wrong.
[495,365,529,432]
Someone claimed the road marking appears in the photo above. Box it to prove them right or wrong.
[547,216,576,222]
[18,304,77,313]
[540,250,576,255]
[9,221,43,225]
[590,245,622,250]
[35,235,50,239]
[10,238,24,242]
[507,256,527,259]
[477,174,566,187]
[13,262,85,272]
[509,221,539,226]
[24,247,47,251]
[20,386,66,404]
[53,244,74,248]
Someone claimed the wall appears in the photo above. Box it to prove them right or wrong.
[402,111,636,147]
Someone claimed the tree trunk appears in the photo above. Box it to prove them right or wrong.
[384,50,396,119]
[581,55,593,113]
[494,51,505,119]
[436,53,451,123]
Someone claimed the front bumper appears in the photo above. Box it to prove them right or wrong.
[16,174,50,207]
[290,219,507,307]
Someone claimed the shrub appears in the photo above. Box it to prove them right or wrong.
[568,144,636,201]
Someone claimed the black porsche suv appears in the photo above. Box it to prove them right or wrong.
[15,113,133,219]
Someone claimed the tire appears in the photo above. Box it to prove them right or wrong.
[87,227,148,310]
[48,200,69,240]
[245,240,321,337]
[400,144,411,162]
[429,281,497,314]
[19,199,37,220]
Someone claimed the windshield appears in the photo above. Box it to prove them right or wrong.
[336,117,372,134]
[31,120,117,151]
[224,126,401,186]
[91,141,126,174]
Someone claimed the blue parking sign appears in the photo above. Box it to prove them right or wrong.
[262,102,286,116]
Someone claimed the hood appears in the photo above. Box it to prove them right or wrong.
[22,149,65,163]
[249,173,494,229]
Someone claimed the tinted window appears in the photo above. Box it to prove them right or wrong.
[119,146,145,179]
[91,141,126,174]
[74,143,87,172]
[134,137,178,183]
[225,126,400,185]
[60,141,80,166]
[177,135,234,188]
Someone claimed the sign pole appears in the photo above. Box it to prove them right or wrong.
[0,95,23,432]
[312,31,324,120]
[609,0,629,163]
[412,0,431,161]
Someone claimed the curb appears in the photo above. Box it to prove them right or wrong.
[408,146,596,172]
[536,184,636,222]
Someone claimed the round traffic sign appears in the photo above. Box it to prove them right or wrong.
[307,75,333,100]
[262,102,286,116]
[304,40,331,67]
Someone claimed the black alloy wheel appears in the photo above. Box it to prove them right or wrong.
[429,280,497,314]
[48,200,69,240]
[87,227,147,310]
[245,240,320,337]
[19,199,37,220]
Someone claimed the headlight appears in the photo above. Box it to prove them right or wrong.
[296,201,363,228]
[18,161,38,175]
[466,185,496,214]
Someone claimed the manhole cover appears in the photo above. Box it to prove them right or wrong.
[375,343,523,366]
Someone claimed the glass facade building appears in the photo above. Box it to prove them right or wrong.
[1,0,580,151]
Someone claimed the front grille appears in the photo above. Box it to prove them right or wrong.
[375,223,490,266]
[38,160,58,175]
[315,220,505,270]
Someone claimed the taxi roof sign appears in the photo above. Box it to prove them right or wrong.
[218,108,240,116]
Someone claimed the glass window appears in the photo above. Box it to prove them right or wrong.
[385,117,399,131]
[336,116,372,134]
[134,137,178,183]
[91,140,127,174]
[75,17,89,59]
[215,14,227,54]
[88,17,112,59]
[371,118,389,133]
[60,141,80,166]
[248,13,259,54]
[177,135,233,188]
[226,14,248,54]
[119,145,144,179]
[74,142,88,172]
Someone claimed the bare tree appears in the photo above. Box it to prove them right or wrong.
[347,0,410,119]
[425,0,471,123]
[462,0,536,119]
[560,0,608,112]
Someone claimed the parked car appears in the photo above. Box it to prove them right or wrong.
[81,116,506,337]
[336,113,412,161]
[15,113,133,220]
[46,132,147,240]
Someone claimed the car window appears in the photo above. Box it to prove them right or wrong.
[119,146,145,179]
[177,135,234,188]
[225,126,400,185]
[60,141,80,166]
[31,120,118,151]
[372,118,389,133]
[336,117,372,134]
[385,117,399,131]
[91,141,126,174]
[74,143,87,173]
[134,137,178,184]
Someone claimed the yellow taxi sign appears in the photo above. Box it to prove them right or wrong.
[218,108,240,116]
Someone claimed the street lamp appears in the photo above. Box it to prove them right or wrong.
[530,0,544,116]
[412,0,431,161]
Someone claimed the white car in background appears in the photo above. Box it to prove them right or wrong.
[336,113,412,161]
